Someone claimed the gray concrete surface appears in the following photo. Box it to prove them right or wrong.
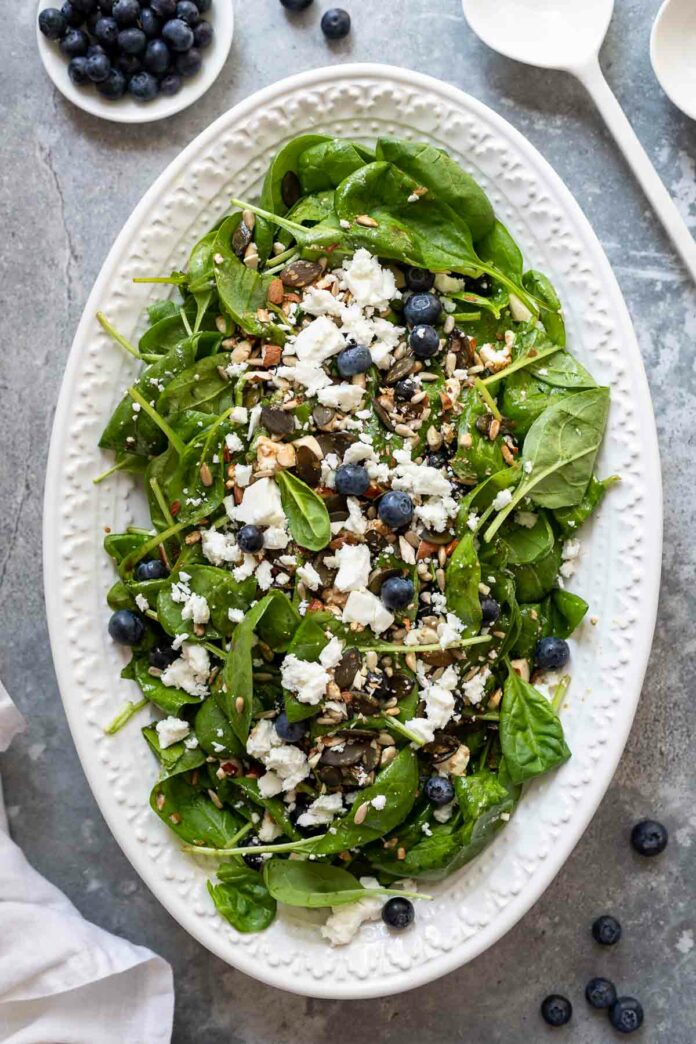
[1,1,695,1040]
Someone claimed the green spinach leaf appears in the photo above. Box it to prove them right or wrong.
[499,664,571,784]
[275,471,331,551]
[208,862,277,933]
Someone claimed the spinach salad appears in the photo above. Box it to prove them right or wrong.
[97,134,614,944]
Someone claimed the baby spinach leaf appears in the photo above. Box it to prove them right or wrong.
[507,537,561,603]
[523,269,565,345]
[275,471,331,551]
[500,511,555,565]
[157,354,234,418]
[553,474,619,536]
[298,139,368,194]
[499,664,571,784]
[309,748,419,855]
[212,216,284,343]
[226,777,299,840]
[142,723,206,776]
[547,588,588,638]
[512,588,588,658]
[133,654,202,715]
[150,774,243,846]
[501,371,571,438]
[527,351,596,389]
[194,696,244,758]
[260,133,332,216]
[208,863,276,933]
[287,189,337,227]
[445,532,482,634]
[263,859,410,908]
[157,566,256,639]
[283,614,329,723]
[477,219,523,280]
[450,391,506,484]
[162,415,232,526]
[375,137,495,242]
[147,299,179,325]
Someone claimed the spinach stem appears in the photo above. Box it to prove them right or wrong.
[474,378,502,421]
[382,717,428,746]
[104,698,149,734]
[149,476,175,526]
[264,250,299,274]
[121,518,190,574]
[179,307,193,338]
[182,835,325,857]
[204,642,227,661]
[128,386,186,457]
[362,635,490,654]
[551,674,571,713]
[97,312,140,359]
[481,344,562,387]
[93,459,129,485]
[132,275,186,285]
[452,311,482,323]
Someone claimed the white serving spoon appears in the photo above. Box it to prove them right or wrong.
[462,0,696,281]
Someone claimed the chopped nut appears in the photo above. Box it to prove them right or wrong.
[199,462,213,487]
[261,344,282,368]
[354,802,369,825]
[235,696,245,714]
[184,530,201,545]
[267,278,285,305]
[356,214,378,227]
[510,658,530,682]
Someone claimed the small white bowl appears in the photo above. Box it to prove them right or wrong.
[36,0,234,124]
[650,0,696,121]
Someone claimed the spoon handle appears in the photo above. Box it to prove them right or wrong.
[576,60,696,282]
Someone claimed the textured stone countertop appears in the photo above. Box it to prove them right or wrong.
[1,0,694,1040]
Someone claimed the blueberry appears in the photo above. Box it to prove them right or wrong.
[631,818,668,856]
[405,267,435,292]
[71,0,97,11]
[39,8,68,39]
[144,38,170,72]
[60,27,89,56]
[585,977,617,1010]
[241,836,265,870]
[378,490,413,529]
[336,344,372,377]
[148,642,178,670]
[592,914,621,946]
[159,71,182,94]
[424,775,454,806]
[609,997,644,1034]
[86,42,106,55]
[394,379,416,402]
[118,26,146,52]
[117,51,142,74]
[409,324,440,359]
[87,9,103,30]
[140,7,161,36]
[112,0,140,24]
[275,712,306,743]
[162,16,194,49]
[61,2,85,27]
[176,0,200,23]
[108,608,145,645]
[193,0,211,9]
[67,55,90,84]
[150,0,177,16]
[237,525,264,553]
[128,70,159,99]
[280,0,313,9]
[382,896,414,930]
[96,65,126,96]
[404,292,441,326]
[135,558,168,581]
[94,14,119,43]
[380,576,414,611]
[321,7,350,38]
[335,464,369,497]
[86,50,112,80]
[540,995,572,1027]
[535,635,570,670]
[193,18,213,46]
[479,595,500,625]
[175,45,201,76]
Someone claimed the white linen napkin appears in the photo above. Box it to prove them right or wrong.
[0,680,174,1044]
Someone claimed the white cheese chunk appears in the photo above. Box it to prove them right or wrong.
[334,543,371,592]
[155,716,190,749]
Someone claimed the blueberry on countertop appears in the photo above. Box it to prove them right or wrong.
[335,464,370,496]
[108,608,145,645]
[631,818,668,856]
[382,897,414,930]
[60,28,89,57]
[237,524,264,553]
[380,576,414,611]
[336,344,372,377]
[535,635,570,669]
[68,55,90,84]
[409,324,440,359]
[609,997,644,1034]
[39,8,68,39]
[135,558,168,581]
[378,490,414,529]
[193,19,213,47]
[592,914,622,946]
[403,291,441,326]
[274,712,306,743]
[280,0,313,9]
[540,995,572,1027]
[162,16,194,49]
[424,775,454,806]
[127,70,159,100]
[585,977,617,1010]
[479,595,500,625]
[176,45,202,76]
[321,7,350,38]
[405,267,435,292]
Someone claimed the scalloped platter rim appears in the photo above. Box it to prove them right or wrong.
[43,64,662,999]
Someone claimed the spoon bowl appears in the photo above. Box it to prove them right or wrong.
[462,0,614,72]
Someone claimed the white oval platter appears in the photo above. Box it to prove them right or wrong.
[43,64,662,999]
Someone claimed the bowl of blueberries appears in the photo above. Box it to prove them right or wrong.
[37,0,233,122]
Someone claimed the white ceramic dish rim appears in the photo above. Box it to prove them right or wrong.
[36,0,234,124]
[44,63,662,998]
[650,0,696,121]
